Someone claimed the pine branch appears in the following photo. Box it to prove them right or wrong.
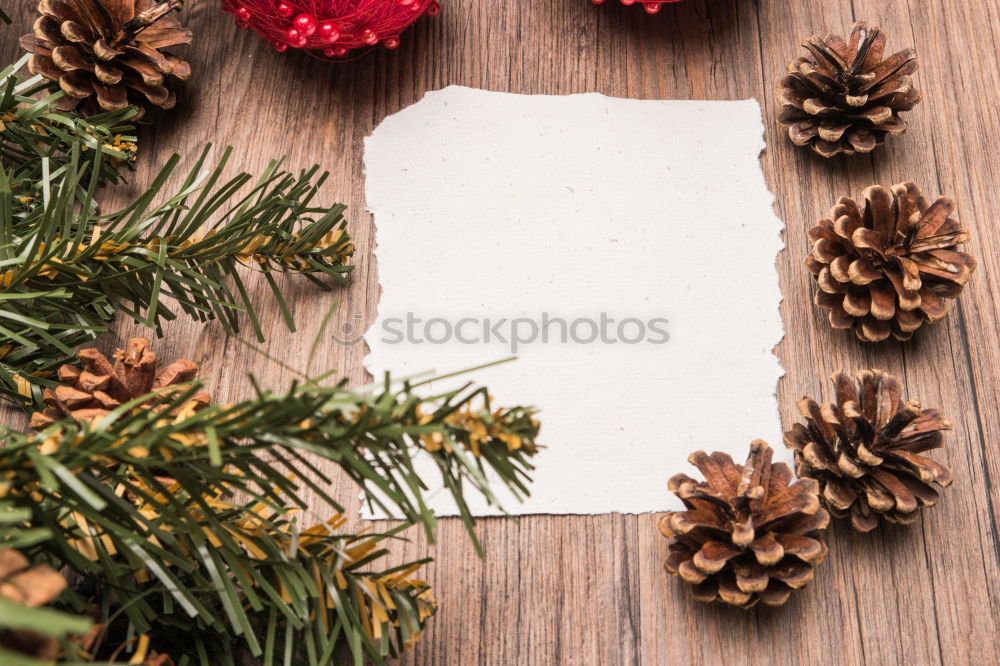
[0,373,539,664]
[0,144,354,408]
[0,55,138,219]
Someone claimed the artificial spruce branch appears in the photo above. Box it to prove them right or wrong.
[0,363,539,664]
[1,55,138,219]
[0,143,354,408]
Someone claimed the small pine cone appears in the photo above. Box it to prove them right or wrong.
[29,337,210,429]
[777,22,920,157]
[806,182,976,342]
[0,549,69,660]
[783,370,953,532]
[20,0,192,122]
[659,441,829,608]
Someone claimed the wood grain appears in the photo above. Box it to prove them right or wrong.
[3,0,999,663]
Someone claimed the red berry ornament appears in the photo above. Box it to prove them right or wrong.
[222,0,438,58]
[286,27,308,47]
[293,13,317,36]
[592,0,682,12]
[317,21,341,43]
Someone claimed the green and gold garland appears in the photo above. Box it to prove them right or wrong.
[0,38,542,665]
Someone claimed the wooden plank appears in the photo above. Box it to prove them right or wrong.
[2,0,998,663]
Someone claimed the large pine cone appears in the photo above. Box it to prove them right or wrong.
[29,337,210,429]
[20,0,192,121]
[783,370,953,532]
[806,182,976,342]
[659,441,829,608]
[777,22,920,157]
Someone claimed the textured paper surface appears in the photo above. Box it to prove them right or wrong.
[363,86,785,516]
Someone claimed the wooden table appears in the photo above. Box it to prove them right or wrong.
[4,0,999,663]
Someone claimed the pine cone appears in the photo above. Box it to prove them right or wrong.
[777,22,920,157]
[806,182,976,342]
[0,549,70,660]
[784,370,953,532]
[20,0,192,121]
[659,441,829,608]
[30,337,210,429]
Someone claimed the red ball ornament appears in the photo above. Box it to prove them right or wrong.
[317,20,341,43]
[292,13,317,36]
[221,0,438,58]
[286,27,308,48]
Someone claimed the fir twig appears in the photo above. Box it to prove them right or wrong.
[0,144,354,408]
[0,55,138,219]
[1,372,539,664]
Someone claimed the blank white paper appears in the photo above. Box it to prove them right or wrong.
[363,86,785,516]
